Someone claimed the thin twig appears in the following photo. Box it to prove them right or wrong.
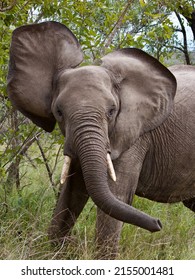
[3,127,41,168]
[36,137,55,187]
[6,131,42,187]
[52,144,63,174]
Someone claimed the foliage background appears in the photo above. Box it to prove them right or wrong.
[0,0,195,259]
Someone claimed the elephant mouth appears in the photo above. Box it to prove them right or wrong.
[60,153,116,184]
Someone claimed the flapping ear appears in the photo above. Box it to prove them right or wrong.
[101,48,177,157]
[7,21,83,132]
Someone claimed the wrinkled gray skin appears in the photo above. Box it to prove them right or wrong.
[7,22,195,259]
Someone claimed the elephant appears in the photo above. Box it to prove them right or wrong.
[7,21,195,259]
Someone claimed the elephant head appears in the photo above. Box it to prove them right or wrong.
[7,21,177,232]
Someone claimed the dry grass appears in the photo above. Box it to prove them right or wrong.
[0,159,194,260]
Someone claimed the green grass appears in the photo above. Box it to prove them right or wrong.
[0,160,194,260]
[120,199,195,259]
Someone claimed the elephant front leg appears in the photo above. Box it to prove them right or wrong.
[96,209,123,259]
[48,161,89,244]
[95,146,145,259]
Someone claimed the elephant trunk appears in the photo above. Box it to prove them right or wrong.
[65,115,162,232]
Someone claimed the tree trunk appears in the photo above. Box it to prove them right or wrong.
[175,11,191,65]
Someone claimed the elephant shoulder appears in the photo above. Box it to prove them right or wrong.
[169,65,195,107]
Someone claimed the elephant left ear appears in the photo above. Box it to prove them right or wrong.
[7,21,83,132]
[101,48,177,153]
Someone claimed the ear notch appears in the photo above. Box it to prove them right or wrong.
[101,48,177,156]
[7,21,83,132]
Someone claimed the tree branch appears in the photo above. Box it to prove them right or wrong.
[169,45,185,52]
[101,0,133,54]
[6,131,42,188]
[35,136,57,190]
[175,11,191,64]
[178,5,195,40]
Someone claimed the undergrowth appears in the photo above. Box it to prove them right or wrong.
[0,159,194,260]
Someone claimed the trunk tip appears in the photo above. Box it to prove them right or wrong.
[150,219,162,232]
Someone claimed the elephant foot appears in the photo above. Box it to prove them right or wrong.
[95,238,120,260]
[48,222,72,247]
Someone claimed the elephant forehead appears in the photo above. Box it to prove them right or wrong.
[60,66,112,89]
[57,66,115,111]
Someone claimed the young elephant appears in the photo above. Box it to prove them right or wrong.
[7,21,195,259]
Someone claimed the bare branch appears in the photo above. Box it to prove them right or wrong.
[169,45,185,52]
[52,144,63,175]
[101,0,133,54]
[2,125,39,167]
[175,11,191,64]
[35,136,57,189]
[174,28,183,33]
[6,131,42,188]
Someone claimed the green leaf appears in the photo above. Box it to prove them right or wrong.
[139,0,147,8]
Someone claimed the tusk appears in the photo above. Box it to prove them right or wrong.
[107,153,116,182]
[60,155,71,184]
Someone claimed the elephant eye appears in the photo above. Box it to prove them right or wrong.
[57,109,63,117]
[107,106,116,119]
[56,106,63,120]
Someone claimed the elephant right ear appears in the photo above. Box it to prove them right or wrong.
[7,21,83,132]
